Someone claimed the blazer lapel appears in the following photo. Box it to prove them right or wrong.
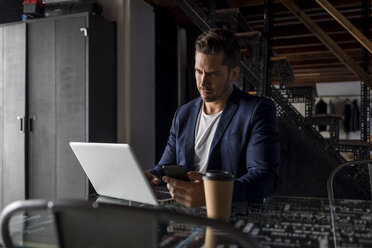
[208,88,240,168]
[185,98,202,171]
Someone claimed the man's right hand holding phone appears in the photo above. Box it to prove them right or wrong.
[162,171,205,208]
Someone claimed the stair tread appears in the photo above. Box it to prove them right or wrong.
[338,139,369,147]
[311,114,342,118]
[285,83,315,89]
[236,31,261,38]
[215,8,240,14]
[271,56,287,62]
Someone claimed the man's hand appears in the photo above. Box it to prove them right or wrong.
[145,172,161,185]
[162,171,205,208]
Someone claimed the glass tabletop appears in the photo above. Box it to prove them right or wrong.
[1,196,372,248]
[1,198,255,248]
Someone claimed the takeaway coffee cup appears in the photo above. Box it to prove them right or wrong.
[202,170,235,220]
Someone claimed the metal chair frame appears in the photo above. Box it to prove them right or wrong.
[327,159,372,248]
[0,199,257,248]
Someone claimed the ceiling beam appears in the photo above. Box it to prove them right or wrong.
[274,39,357,50]
[280,0,372,86]
[273,33,359,47]
[295,73,355,79]
[227,0,282,7]
[293,73,359,84]
[272,20,364,39]
[245,8,362,23]
[228,0,362,8]
[294,66,352,72]
[315,0,372,54]
[292,62,355,69]
[293,75,359,85]
[275,42,361,54]
[250,13,361,28]
[273,30,365,41]
[279,48,360,60]
[290,57,370,65]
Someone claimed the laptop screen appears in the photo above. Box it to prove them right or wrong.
[70,142,160,205]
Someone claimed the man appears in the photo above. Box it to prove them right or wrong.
[146,29,280,207]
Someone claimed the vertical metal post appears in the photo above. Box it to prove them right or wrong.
[362,0,372,199]
[369,163,372,200]
[304,88,314,117]
[361,0,370,159]
[261,0,273,97]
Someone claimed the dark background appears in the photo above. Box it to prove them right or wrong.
[0,0,23,24]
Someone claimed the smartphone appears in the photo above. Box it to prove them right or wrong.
[161,165,189,181]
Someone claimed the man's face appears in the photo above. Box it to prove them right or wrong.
[194,51,233,102]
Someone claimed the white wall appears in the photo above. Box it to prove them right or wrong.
[316,81,361,97]
[315,81,370,140]
[97,0,155,170]
[315,96,361,140]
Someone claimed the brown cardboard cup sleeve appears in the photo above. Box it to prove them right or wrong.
[202,170,235,220]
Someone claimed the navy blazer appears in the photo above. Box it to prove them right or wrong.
[148,86,280,201]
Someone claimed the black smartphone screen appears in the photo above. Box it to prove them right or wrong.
[161,165,189,181]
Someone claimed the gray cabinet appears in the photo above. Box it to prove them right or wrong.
[0,23,27,209]
[0,13,116,209]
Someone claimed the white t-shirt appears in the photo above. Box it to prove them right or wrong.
[193,104,223,174]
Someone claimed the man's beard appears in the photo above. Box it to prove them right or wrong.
[199,78,230,102]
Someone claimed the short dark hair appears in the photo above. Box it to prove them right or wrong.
[195,29,241,71]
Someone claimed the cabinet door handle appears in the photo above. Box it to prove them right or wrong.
[80,27,88,37]
[29,116,36,133]
[17,116,25,133]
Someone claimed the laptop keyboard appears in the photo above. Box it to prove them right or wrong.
[154,190,172,200]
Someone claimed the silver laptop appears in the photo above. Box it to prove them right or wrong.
[69,142,172,205]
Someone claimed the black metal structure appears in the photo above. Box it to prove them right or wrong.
[305,114,341,147]
[260,0,273,97]
[360,0,371,153]
[327,160,372,247]
[272,58,294,86]
[279,84,316,117]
